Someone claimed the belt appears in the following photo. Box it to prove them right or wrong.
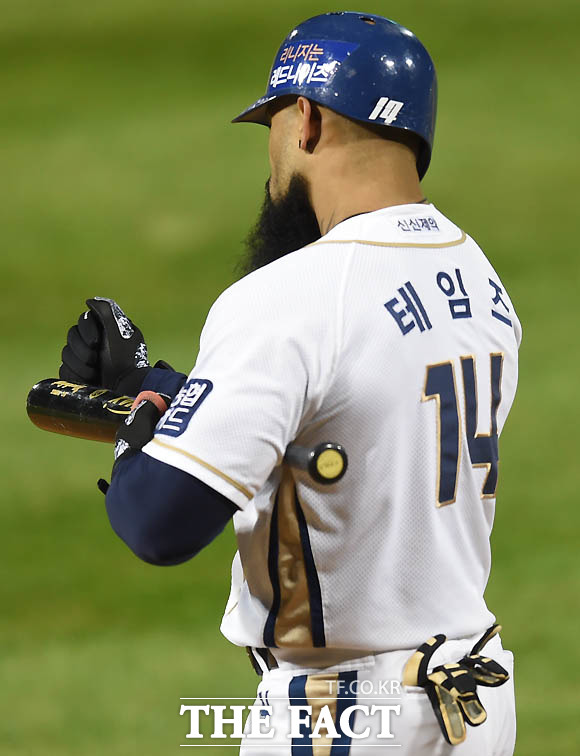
[246,646,279,676]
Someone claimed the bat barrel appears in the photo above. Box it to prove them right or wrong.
[26,379,132,443]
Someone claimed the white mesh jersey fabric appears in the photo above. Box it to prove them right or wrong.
[143,203,521,652]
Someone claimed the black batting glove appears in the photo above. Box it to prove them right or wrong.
[60,297,151,395]
[113,398,164,465]
[87,297,151,395]
[98,392,169,495]
[60,310,102,385]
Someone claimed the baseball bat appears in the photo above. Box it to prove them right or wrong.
[26,379,348,484]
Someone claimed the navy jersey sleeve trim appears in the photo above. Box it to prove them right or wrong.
[140,367,188,400]
[105,453,238,566]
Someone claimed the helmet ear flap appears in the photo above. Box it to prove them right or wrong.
[232,11,437,179]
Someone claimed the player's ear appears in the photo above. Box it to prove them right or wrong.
[297,97,321,153]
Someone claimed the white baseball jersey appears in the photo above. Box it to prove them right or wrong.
[143,202,521,653]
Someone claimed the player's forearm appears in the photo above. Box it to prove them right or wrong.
[105,453,238,566]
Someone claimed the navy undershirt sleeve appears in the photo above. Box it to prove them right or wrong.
[140,367,188,400]
[105,453,239,566]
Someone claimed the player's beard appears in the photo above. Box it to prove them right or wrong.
[239,174,321,275]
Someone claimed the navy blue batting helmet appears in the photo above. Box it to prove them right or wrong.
[233,12,437,178]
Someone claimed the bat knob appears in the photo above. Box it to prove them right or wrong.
[284,441,348,485]
[309,442,348,484]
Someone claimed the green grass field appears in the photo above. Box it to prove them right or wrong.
[2,1,579,753]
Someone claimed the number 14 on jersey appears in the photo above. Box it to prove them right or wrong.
[422,354,504,506]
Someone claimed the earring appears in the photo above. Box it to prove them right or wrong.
[298,139,302,148]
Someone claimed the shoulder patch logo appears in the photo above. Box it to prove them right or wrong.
[368,97,405,124]
[156,378,213,437]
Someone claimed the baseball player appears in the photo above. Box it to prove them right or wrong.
[59,12,520,754]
